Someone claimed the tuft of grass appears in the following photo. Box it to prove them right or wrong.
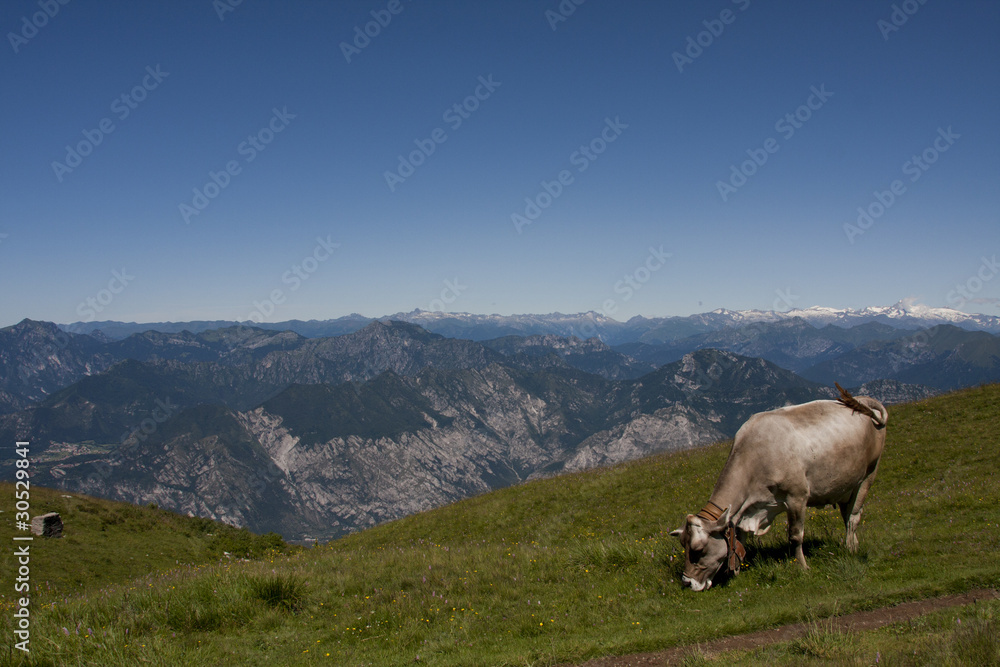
[246,573,306,612]
[789,619,851,660]
[949,615,999,666]
[825,551,871,591]
[207,529,288,560]
[567,539,647,571]
[679,651,715,666]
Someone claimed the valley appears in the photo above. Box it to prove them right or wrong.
[2,305,998,542]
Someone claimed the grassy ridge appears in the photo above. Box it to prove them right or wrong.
[0,485,291,599]
[1,385,998,665]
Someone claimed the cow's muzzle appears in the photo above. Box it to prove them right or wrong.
[681,574,711,592]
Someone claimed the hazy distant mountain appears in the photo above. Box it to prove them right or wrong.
[56,301,1000,343]
[0,319,506,415]
[0,320,116,414]
[775,302,1000,332]
[401,302,1000,342]
[8,312,998,426]
[61,311,630,343]
[58,315,373,340]
[0,322,311,415]
[801,325,1000,390]
[854,379,940,406]
[481,334,656,379]
[615,319,910,372]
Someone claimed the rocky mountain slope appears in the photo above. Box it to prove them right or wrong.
[482,334,656,379]
[2,314,995,542]
[801,325,1000,390]
[0,319,647,415]
[617,319,909,372]
[3,347,834,541]
[0,320,116,414]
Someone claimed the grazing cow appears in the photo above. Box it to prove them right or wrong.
[671,384,888,591]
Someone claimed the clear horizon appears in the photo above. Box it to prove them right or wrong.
[4,298,995,330]
[2,1,998,329]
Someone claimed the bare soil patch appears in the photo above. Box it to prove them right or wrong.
[573,589,1000,666]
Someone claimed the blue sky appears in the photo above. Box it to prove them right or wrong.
[2,0,998,328]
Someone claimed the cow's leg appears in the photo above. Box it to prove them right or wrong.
[786,496,809,570]
[839,498,858,551]
[842,461,880,552]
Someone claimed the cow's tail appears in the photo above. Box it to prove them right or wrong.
[835,383,888,430]
[866,400,889,430]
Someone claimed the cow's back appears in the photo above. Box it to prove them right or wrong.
[722,399,886,505]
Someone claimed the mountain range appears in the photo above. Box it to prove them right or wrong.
[57,300,1000,343]
[0,340,830,540]
[2,304,998,541]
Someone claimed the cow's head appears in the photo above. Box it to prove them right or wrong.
[670,505,737,591]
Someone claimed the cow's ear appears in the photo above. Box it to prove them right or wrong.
[708,508,732,534]
[671,514,695,540]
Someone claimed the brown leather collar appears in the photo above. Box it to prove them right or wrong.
[694,501,746,572]
[696,500,727,523]
[726,522,747,572]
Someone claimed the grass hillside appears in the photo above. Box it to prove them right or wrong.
[0,486,293,598]
[2,385,998,665]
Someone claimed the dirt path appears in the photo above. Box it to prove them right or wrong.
[573,589,999,666]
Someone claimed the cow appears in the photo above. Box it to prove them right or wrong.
[670,384,888,591]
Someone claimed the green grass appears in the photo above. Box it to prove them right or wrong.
[0,485,295,598]
[1,384,998,665]
[700,597,1000,665]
